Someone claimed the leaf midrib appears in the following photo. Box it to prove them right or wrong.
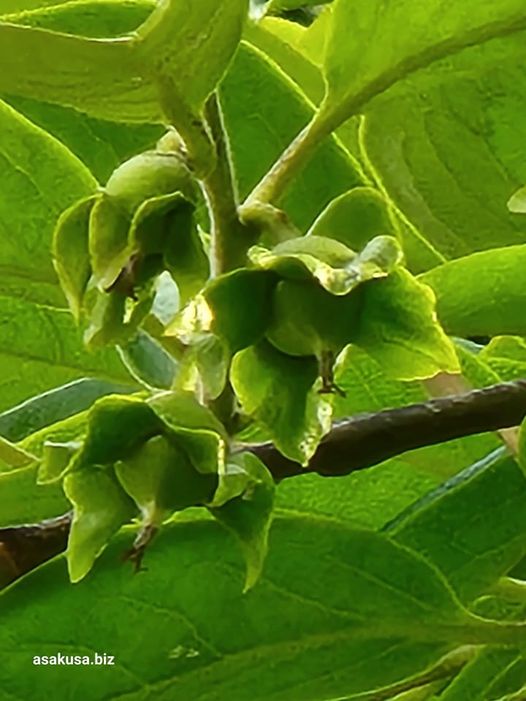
[103,619,491,701]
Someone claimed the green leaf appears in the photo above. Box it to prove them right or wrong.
[115,435,217,523]
[245,17,325,104]
[76,395,162,469]
[321,0,526,128]
[172,333,230,401]
[230,341,332,465]
[2,0,151,34]
[38,440,82,484]
[479,336,526,382]
[88,194,131,290]
[0,98,95,307]
[148,391,227,475]
[52,195,96,320]
[420,246,526,337]
[439,645,526,701]
[135,0,249,112]
[1,518,514,700]
[64,467,136,582]
[250,234,402,295]
[118,330,177,390]
[361,39,526,268]
[0,22,147,120]
[245,13,379,189]
[307,187,399,250]
[518,422,526,481]
[19,409,89,458]
[391,453,526,604]
[210,452,275,590]
[355,269,460,381]
[1,0,81,14]
[276,344,496,531]
[0,464,69,527]
[0,0,248,125]
[168,269,276,353]
[1,1,160,183]
[0,296,131,412]
[0,436,34,470]
[6,95,163,186]
[220,42,364,230]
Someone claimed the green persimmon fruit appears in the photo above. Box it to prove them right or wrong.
[104,151,197,216]
[266,279,364,358]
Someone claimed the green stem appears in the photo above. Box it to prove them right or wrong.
[241,112,335,210]
[239,8,526,212]
[202,93,252,276]
[157,75,216,179]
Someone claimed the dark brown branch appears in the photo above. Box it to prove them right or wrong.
[0,513,71,587]
[2,379,526,582]
[248,379,526,479]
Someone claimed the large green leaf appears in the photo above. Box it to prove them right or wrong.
[245,17,325,104]
[0,0,71,11]
[0,518,517,701]
[306,187,398,250]
[439,644,526,701]
[0,0,247,124]
[361,32,526,265]
[391,454,526,604]
[420,246,526,337]
[6,96,163,185]
[6,1,364,232]
[118,330,177,390]
[0,378,133,443]
[2,1,162,182]
[0,296,131,412]
[321,0,526,127]
[3,0,152,34]
[0,465,68,526]
[0,98,95,307]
